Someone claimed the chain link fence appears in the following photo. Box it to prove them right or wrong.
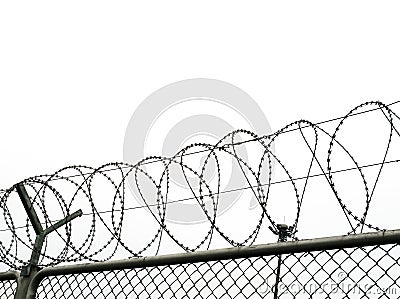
[33,244,400,299]
[0,272,18,298]
[1,230,399,298]
[0,229,383,299]
[0,280,17,298]
[1,101,400,298]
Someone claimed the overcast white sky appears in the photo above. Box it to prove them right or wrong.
[1,1,400,266]
[1,1,400,184]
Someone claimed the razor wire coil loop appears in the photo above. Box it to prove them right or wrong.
[0,101,399,269]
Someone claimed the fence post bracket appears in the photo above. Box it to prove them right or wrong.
[14,183,82,299]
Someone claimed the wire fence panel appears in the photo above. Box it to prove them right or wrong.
[36,256,276,299]
[34,243,400,299]
[0,274,18,299]
[1,102,400,299]
[276,244,400,298]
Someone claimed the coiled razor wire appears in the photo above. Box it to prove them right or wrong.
[1,101,400,269]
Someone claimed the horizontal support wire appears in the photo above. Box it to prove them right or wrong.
[1,100,400,270]
[26,229,400,299]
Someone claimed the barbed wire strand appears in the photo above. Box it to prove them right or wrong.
[1,100,400,269]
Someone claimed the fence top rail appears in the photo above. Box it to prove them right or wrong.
[27,228,399,281]
[0,271,19,281]
[24,228,400,299]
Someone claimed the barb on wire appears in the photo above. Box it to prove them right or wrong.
[0,101,400,269]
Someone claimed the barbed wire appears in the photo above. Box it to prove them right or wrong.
[0,101,399,269]
[2,156,399,235]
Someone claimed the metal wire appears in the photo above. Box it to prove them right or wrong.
[1,101,400,270]
[34,243,400,298]
[0,280,17,299]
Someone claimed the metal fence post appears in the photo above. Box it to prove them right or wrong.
[273,224,292,299]
[14,183,82,299]
[14,268,40,299]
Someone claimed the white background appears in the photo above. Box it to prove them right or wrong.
[1,1,400,263]
[1,1,400,185]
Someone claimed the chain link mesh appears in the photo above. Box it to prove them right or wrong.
[35,243,400,299]
[0,279,17,298]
